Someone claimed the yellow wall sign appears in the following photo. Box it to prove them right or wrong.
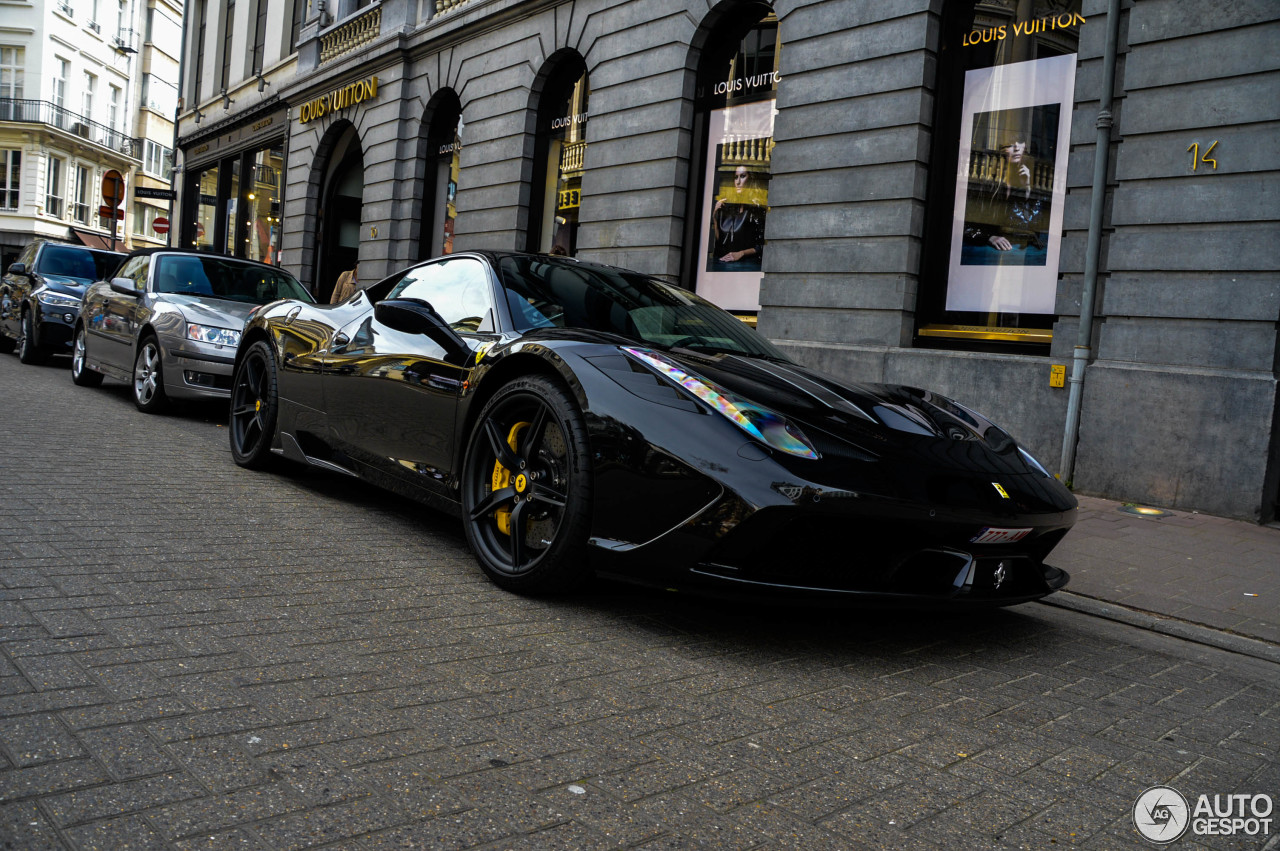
[299,76,379,124]
[557,188,581,210]
[1050,364,1066,388]
[964,13,1086,47]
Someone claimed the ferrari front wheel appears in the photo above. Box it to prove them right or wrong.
[229,340,279,469]
[461,375,592,593]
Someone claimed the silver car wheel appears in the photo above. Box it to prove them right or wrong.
[134,340,161,405]
[72,330,86,374]
[71,326,103,387]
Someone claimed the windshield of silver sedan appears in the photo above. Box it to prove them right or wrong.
[497,255,789,361]
[153,255,314,305]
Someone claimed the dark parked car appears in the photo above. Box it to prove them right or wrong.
[0,240,124,363]
[72,249,313,412]
[228,252,1077,605]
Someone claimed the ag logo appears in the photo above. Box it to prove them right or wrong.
[1134,785,1189,843]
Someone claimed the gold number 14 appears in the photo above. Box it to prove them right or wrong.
[1187,140,1218,171]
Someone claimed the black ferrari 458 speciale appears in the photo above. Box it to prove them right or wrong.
[229,251,1075,604]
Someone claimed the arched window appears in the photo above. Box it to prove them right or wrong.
[420,91,462,260]
[916,0,1084,351]
[686,6,779,314]
[528,54,588,256]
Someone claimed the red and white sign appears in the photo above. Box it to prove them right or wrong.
[152,216,169,235]
[969,527,1032,545]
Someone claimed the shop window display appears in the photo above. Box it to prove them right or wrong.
[917,0,1083,349]
[529,58,588,257]
[692,12,779,313]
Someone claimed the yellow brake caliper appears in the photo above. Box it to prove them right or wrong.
[491,421,529,535]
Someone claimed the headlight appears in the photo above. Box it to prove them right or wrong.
[1019,446,1052,478]
[623,346,819,460]
[37,292,81,309]
[186,324,241,347]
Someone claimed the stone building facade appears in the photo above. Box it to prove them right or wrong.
[174,0,1280,521]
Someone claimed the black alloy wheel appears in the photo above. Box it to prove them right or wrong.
[132,335,168,413]
[229,340,279,469]
[70,325,103,387]
[461,375,593,593]
[17,311,47,365]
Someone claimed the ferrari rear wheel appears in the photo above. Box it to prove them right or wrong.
[133,335,168,413]
[462,375,592,593]
[229,340,279,469]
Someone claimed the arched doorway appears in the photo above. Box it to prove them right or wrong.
[526,51,589,256]
[419,90,463,261]
[682,2,779,313]
[316,128,364,302]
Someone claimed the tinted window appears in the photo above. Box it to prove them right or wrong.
[153,255,313,304]
[386,258,494,332]
[497,255,791,360]
[37,245,119,281]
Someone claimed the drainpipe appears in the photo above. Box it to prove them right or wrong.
[1059,0,1123,485]
[169,0,191,248]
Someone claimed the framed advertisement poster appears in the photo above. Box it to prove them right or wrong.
[945,53,1076,315]
[690,13,779,314]
[695,98,774,311]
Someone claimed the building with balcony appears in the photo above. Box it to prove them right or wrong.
[174,0,1280,523]
[0,0,180,269]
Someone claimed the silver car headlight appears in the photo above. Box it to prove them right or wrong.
[623,346,819,460]
[186,323,241,347]
[37,292,81,309]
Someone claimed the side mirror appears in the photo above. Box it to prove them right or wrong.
[375,298,470,362]
[109,277,139,296]
[6,262,26,277]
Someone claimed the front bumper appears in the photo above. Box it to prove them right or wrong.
[163,338,238,399]
[591,475,1075,607]
[37,305,78,351]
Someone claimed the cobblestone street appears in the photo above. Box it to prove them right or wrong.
[1,354,1277,850]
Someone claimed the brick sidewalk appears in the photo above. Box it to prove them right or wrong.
[1047,495,1280,647]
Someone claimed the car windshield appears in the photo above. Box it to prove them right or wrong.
[153,255,313,304]
[497,255,790,361]
[39,245,122,282]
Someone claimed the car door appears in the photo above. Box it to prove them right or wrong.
[84,253,150,373]
[323,257,496,495]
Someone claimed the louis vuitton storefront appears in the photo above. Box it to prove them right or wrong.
[174,0,1279,522]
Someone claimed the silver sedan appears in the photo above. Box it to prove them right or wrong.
[72,250,313,412]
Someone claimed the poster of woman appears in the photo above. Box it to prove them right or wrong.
[960,104,1059,267]
[709,164,767,272]
[945,54,1076,315]
[695,98,774,310]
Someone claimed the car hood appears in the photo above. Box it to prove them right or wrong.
[524,330,1061,499]
[664,347,1077,511]
[38,275,91,297]
[161,295,257,328]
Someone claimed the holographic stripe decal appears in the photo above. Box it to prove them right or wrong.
[623,347,818,459]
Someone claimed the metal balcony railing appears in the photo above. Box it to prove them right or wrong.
[319,6,381,63]
[0,98,141,157]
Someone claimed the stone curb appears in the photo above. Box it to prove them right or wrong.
[1038,591,1280,666]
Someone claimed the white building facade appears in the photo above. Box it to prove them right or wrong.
[0,0,181,270]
